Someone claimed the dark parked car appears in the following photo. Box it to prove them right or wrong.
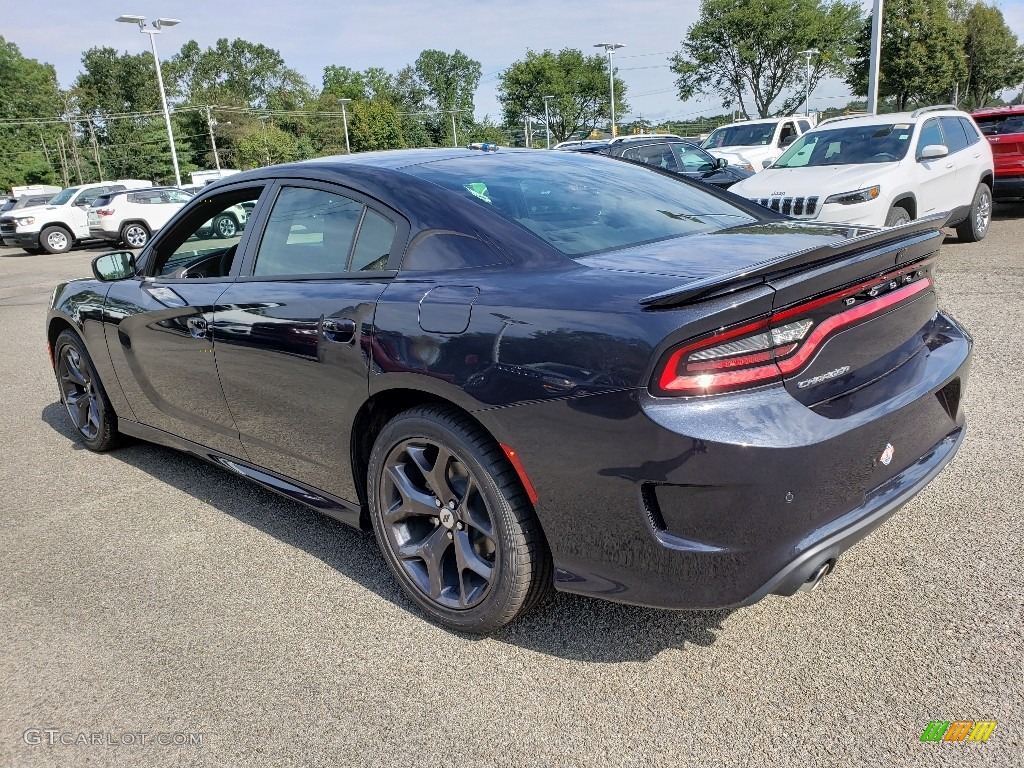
[46,148,971,633]
[0,193,56,216]
[558,136,754,189]
[972,105,1024,200]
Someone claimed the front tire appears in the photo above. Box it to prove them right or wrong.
[54,329,120,451]
[884,205,911,227]
[40,226,72,254]
[956,183,992,242]
[367,405,553,633]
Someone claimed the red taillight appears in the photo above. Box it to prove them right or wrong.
[96,208,115,216]
[655,269,934,396]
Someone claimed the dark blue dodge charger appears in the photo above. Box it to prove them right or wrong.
[46,148,971,632]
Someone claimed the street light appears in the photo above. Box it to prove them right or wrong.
[542,95,556,149]
[594,43,624,137]
[799,49,819,116]
[866,0,884,114]
[116,15,182,187]
[338,98,352,154]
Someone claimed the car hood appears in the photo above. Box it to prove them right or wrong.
[0,204,60,219]
[575,221,876,281]
[731,162,903,197]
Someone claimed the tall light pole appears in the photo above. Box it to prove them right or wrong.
[338,98,352,153]
[866,0,884,114]
[116,15,181,187]
[205,105,220,172]
[594,43,624,137]
[799,49,819,116]
[543,95,555,149]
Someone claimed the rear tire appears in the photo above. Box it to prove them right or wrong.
[367,405,553,633]
[54,329,120,452]
[955,183,992,242]
[884,205,911,227]
[40,226,72,254]
[211,214,237,239]
[120,222,150,249]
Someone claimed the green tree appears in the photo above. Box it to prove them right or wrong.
[235,121,300,169]
[498,49,628,143]
[961,3,1024,109]
[414,50,482,145]
[670,0,862,118]
[0,37,65,189]
[349,100,406,152]
[847,0,966,110]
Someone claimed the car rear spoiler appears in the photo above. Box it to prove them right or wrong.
[638,213,950,308]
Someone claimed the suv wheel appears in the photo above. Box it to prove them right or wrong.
[212,214,238,239]
[40,226,72,254]
[121,222,150,249]
[884,205,911,227]
[956,183,992,243]
[367,406,553,633]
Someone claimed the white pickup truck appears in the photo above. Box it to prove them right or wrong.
[701,116,816,172]
[0,179,152,254]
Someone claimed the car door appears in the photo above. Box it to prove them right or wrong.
[101,183,270,456]
[71,185,118,238]
[213,180,406,503]
[621,143,680,172]
[915,117,959,216]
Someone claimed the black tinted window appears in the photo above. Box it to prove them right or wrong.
[253,187,362,276]
[958,117,981,144]
[973,113,1024,136]
[404,233,503,271]
[623,144,679,171]
[939,117,969,153]
[92,195,115,207]
[349,209,396,271]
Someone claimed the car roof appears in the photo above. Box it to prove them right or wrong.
[972,104,1024,117]
[816,107,972,130]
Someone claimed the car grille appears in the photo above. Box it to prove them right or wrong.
[751,196,820,218]
[0,220,16,235]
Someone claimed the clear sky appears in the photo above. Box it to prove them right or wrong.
[4,0,1024,122]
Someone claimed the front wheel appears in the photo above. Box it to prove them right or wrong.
[956,183,992,242]
[54,329,120,451]
[367,406,553,633]
[884,205,911,227]
[40,226,72,254]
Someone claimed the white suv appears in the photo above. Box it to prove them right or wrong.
[701,116,815,171]
[730,106,995,241]
[89,187,194,248]
[0,179,152,254]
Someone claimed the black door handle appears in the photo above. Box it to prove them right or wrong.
[322,318,356,342]
[187,316,209,339]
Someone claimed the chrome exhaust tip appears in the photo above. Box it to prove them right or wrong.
[799,561,832,593]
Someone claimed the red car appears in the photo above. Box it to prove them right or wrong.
[973,105,1024,200]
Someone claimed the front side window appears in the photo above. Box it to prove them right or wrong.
[623,144,679,171]
[404,151,757,257]
[773,123,914,168]
[675,146,717,172]
[917,119,945,156]
[154,187,264,277]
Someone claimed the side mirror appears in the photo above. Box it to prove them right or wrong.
[918,144,949,160]
[762,158,774,169]
[714,157,728,169]
[91,251,137,282]
[780,134,797,148]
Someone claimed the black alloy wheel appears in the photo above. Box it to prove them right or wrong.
[54,329,119,451]
[368,406,553,633]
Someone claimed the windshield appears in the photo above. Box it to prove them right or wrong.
[772,124,914,168]
[701,123,776,149]
[48,187,80,205]
[403,151,757,256]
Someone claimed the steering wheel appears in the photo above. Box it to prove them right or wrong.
[871,152,898,161]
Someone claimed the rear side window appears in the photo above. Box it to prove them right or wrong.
[403,232,503,271]
[92,195,114,208]
[939,117,970,154]
[974,113,1024,136]
[959,117,982,145]
[798,120,811,133]
[349,209,396,271]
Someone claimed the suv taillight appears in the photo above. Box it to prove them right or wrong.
[96,209,115,216]
[654,267,933,396]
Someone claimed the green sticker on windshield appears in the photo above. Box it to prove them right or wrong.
[464,182,491,203]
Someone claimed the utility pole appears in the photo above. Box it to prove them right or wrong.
[65,117,84,184]
[451,112,458,147]
[799,49,818,116]
[86,118,104,180]
[206,105,220,172]
[38,131,53,172]
[339,98,352,154]
[56,135,70,188]
[543,95,555,149]
[866,0,883,114]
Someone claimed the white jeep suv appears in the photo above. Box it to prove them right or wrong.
[701,116,814,171]
[730,106,995,241]
[89,187,194,248]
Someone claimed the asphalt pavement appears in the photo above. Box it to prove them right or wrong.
[0,210,1021,767]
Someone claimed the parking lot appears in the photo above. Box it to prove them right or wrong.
[0,206,1021,766]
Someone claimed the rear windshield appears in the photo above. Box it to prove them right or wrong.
[402,152,756,257]
[974,113,1024,136]
[701,123,776,149]
[772,123,914,168]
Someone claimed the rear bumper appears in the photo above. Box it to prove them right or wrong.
[993,175,1024,199]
